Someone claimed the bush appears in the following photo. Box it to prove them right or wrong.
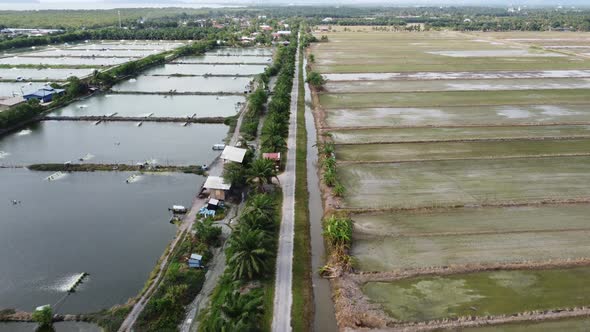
[32,306,52,328]
[306,71,325,89]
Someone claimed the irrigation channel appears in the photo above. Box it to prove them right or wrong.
[303,56,338,332]
[0,45,271,331]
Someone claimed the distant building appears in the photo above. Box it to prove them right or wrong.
[23,87,64,103]
[188,254,203,268]
[272,31,292,40]
[322,17,333,23]
[0,96,25,111]
[260,25,273,31]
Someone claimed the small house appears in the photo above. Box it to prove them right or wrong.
[203,176,231,200]
[23,87,64,103]
[220,146,247,164]
[188,254,203,268]
[207,198,221,211]
[263,152,281,170]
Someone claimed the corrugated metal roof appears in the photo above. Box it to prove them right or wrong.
[263,152,281,160]
[203,176,231,190]
[208,198,220,205]
[220,146,247,163]
[190,254,203,260]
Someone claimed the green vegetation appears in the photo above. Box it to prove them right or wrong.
[0,99,43,130]
[135,229,216,331]
[291,35,313,332]
[363,267,590,322]
[86,306,132,332]
[323,215,354,270]
[305,71,325,89]
[27,163,205,175]
[260,30,298,154]
[463,318,590,332]
[31,306,53,328]
[240,87,268,140]
[199,192,281,331]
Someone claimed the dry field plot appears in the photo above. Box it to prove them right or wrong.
[312,28,590,329]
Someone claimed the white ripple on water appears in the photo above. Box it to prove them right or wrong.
[16,129,32,136]
[41,273,87,292]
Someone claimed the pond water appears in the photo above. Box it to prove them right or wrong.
[0,56,132,66]
[0,168,202,313]
[0,82,46,97]
[70,42,185,51]
[48,94,243,118]
[0,321,100,332]
[0,121,226,166]
[31,49,159,58]
[174,55,272,64]
[112,75,253,93]
[0,68,95,81]
[210,47,274,56]
[142,63,268,76]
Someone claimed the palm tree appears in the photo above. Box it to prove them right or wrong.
[242,194,277,224]
[247,158,278,192]
[261,134,287,153]
[226,227,272,280]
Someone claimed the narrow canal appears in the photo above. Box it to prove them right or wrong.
[303,57,338,332]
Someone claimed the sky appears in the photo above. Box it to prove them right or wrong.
[1,0,589,7]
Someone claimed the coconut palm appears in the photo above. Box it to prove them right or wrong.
[247,158,278,192]
[261,134,287,153]
[242,194,277,225]
[226,227,272,280]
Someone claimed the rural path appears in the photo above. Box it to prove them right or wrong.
[118,99,248,332]
[271,31,300,332]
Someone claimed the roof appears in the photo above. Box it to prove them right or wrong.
[221,146,247,163]
[208,198,220,205]
[263,152,281,161]
[190,253,203,261]
[0,96,25,107]
[203,176,231,190]
[24,87,64,98]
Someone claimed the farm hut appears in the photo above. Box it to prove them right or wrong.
[207,198,221,211]
[263,152,281,170]
[220,146,247,164]
[188,254,203,268]
[23,87,64,103]
[203,176,231,200]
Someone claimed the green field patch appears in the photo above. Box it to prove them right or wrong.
[353,205,590,237]
[362,267,590,322]
[335,138,590,162]
[338,156,590,209]
[462,318,590,332]
[330,125,590,143]
[353,230,590,271]
[319,89,590,109]
[323,78,590,94]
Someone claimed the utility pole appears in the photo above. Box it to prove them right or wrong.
[118,10,122,28]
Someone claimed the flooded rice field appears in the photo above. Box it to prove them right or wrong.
[0,168,201,313]
[0,56,133,66]
[174,54,272,64]
[324,105,590,128]
[428,49,565,57]
[336,138,590,162]
[338,156,590,209]
[49,94,243,118]
[112,75,253,93]
[322,69,590,81]
[319,89,590,109]
[462,318,590,331]
[0,121,226,166]
[330,125,590,143]
[0,68,95,81]
[324,78,590,93]
[142,63,268,76]
[362,267,590,322]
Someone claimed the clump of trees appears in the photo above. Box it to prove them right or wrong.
[0,99,43,129]
[32,306,53,329]
[306,71,325,89]
[319,142,345,197]
[239,87,268,140]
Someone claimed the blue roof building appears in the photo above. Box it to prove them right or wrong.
[23,87,65,103]
[188,253,203,268]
